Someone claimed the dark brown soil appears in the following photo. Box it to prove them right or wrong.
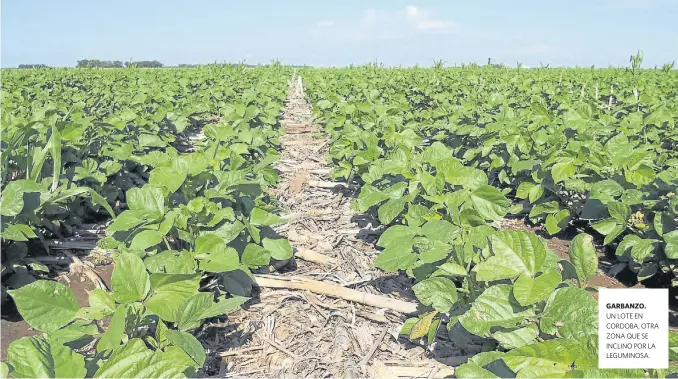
[0,319,40,361]
[61,263,114,308]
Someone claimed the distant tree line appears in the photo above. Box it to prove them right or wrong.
[17,64,51,69]
[75,59,164,68]
[176,63,312,68]
[126,60,163,68]
[17,61,312,69]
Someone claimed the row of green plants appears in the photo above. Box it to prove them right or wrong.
[1,64,292,377]
[300,63,678,377]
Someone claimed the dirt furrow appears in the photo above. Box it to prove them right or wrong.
[217,74,462,378]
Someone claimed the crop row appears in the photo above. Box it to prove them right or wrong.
[1,65,292,377]
[300,64,678,378]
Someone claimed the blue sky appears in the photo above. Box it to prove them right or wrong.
[2,0,677,68]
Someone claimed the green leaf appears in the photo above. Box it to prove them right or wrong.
[516,181,544,203]
[590,179,624,199]
[630,239,657,262]
[46,186,115,218]
[8,336,86,379]
[545,210,570,235]
[79,288,115,320]
[93,339,153,378]
[528,184,544,203]
[155,320,170,349]
[460,208,486,227]
[199,246,239,273]
[503,339,589,378]
[399,317,418,336]
[515,182,535,200]
[607,202,631,223]
[374,243,417,272]
[173,293,214,332]
[145,273,200,322]
[8,280,79,332]
[211,220,245,243]
[669,331,678,361]
[409,311,438,340]
[616,234,641,258]
[443,165,487,190]
[383,182,409,199]
[473,261,524,282]
[431,262,468,277]
[195,233,224,254]
[568,233,598,284]
[200,295,249,319]
[427,317,441,345]
[1,362,9,379]
[539,287,597,338]
[195,233,240,271]
[149,273,201,294]
[262,238,293,260]
[473,230,553,281]
[50,126,62,192]
[624,164,655,187]
[603,225,625,245]
[418,241,452,263]
[166,330,206,367]
[0,180,45,217]
[49,321,98,346]
[317,99,332,109]
[96,304,128,354]
[126,185,164,217]
[664,231,678,259]
[377,225,417,249]
[149,166,187,193]
[591,218,620,235]
[249,207,284,226]
[378,198,406,224]
[529,201,559,218]
[175,293,248,331]
[412,277,458,313]
[470,185,509,221]
[577,368,650,378]
[29,144,50,183]
[551,162,576,183]
[513,270,561,306]
[492,324,539,349]
[459,284,534,337]
[455,362,499,379]
[146,292,190,323]
[107,210,145,232]
[242,243,271,267]
[129,230,163,250]
[355,185,388,211]
[421,219,459,242]
[144,250,197,274]
[2,223,38,241]
[112,253,151,303]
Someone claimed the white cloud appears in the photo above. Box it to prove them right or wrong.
[405,5,455,31]
[312,5,458,42]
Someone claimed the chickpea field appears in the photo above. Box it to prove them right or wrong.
[1,60,677,378]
